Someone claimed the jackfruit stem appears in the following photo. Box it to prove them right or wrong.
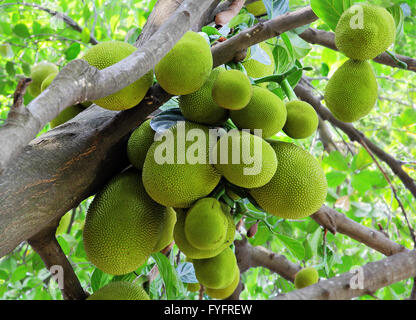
[280,78,297,101]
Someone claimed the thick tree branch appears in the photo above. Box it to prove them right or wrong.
[275,249,416,300]
[299,28,416,73]
[294,79,416,200]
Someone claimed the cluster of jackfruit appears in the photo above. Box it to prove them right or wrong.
[325,3,396,122]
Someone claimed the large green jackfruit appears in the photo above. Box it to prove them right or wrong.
[152,207,177,253]
[335,3,396,60]
[83,169,167,275]
[250,141,327,219]
[127,119,155,170]
[324,59,378,122]
[206,268,240,299]
[87,281,150,300]
[82,41,153,111]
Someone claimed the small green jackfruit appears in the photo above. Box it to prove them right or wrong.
[193,247,238,290]
[294,267,319,289]
[155,31,213,95]
[212,69,252,110]
[187,282,201,293]
[324,59,378,122]
[179,67,229,125]
[83,169,167,275]
[152,207,177,253]
[142,121,221,208]
[87,281,150,300]
[335,3,396,60]
[246,1,267,16]
[242,42,275,84]
[212,130,277,188]
[250,141,327,219]
[230,86,286,138]
[184,198,228,251]
[206,268,240,299]
[174,206,235,259]
[127,119,155,170]
[283,100,319,139]
[82,41,153,111]
[28,62,58,97]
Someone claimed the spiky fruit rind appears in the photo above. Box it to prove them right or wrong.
[179,67,229,126]
[283,100,319,139]
[250,141,327,219]
[28,62,58,97]
[212,69,253,110]
[206,268,240,299]
[230,86,286,138]
[335,3,396,60]
[193,247,238,289]
[82,41,153,111]
[142,121,221,208]
[83,169,166,275]
[152,207,177,253]
[184,198,228,251]
[212,130,277,188]
[294,267,319,289]
[127,119,155,170]
[173,206,235,259]
[243,42,275,81]
[155,31,213,95]
[87,281,150,300]
[324,60,378,122]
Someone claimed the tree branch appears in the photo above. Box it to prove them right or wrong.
[275,249,416,300]
[299,28,416,73]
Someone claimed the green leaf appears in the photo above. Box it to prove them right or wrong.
[229,13,251,29]
[273,45,295,75]
[351,170,388,193]
[32,22,42,35]
[263,0,289,19]
[310,0,352,31]
[81,27,91,44]
[64,43,81,61]
[91,268,111,292]
[56,236,70,255]
[387,4,404,39]
[0,269,9,280]
[13,23,30,38]
[152,252,183,299]
[275,234,305,260]
[351,147,373,171]
[201,26,221,36]
[11,265,28,282]
[176,262,197,284]
[394,108,416,127]
[326,171,347,187]
[323,150,350,171]
[31,253,45,272]
[0,44,14,59]
[6,61,15,77]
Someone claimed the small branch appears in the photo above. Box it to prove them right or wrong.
[215,0,245,27]
[27,220,87,300]
[299,28,416,73]
[275,249,416,300]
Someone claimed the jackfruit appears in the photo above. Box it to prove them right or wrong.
[152,207,177,253]
[294,267,319,289]
[283,100,319,139]
[335,3,396,60]
[184,198,228,251]
[155,31,213,95]
[242,42,275,87]
[187,282,201,292]
[173,206,235,259]
[87,281,150,300]
[82,41,153,111]
[28,62,58,97]
[212,130,277,188]
[246,0,267,16]
[40,73,83,128]
[56,211,71,236]
[212,69,253,110]
[193,247,238,289]
[142,121,221,208]
[324,59,378,122]
[250,141,327,219]
[83,169,167,275]
[179,67,229,125]
[127,119,155,170]
[206,268,240,299]
[230,86,286,138]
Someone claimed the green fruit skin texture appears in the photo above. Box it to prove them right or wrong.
[230,86,287,138]
[283,100,319,139]
[246,0,267,16]
[28,62,58,97]
[184,198,228,251]
[294,267,319,289]
[212,130,278,188]
[193,247,238,289]
[83,169,166,275]
[179,67,229,126]
[187,282,201,292]
[142,121,221,208]
[324,59,378,122]
[155,31,213,95]
[212,69,253,110]
[206,268,240,299]
[82,41,153,111]
[335,3,396,61]
[242,42,275,87]
[87,281,150,300]
[174,206,235,259]
[250,141,327,220]
[127,119,156,170]
[152,207,177,253]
